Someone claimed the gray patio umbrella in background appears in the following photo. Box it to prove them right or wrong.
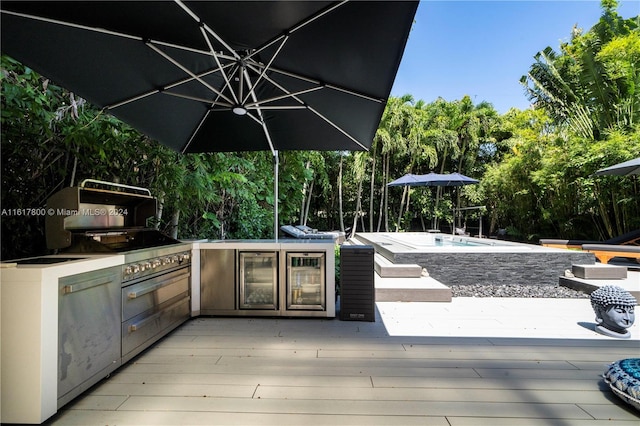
[593,157,640,176]
[388,172,480,230]
[1,1,418,238]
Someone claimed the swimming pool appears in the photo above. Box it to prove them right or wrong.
[354,232,595,287]
[388,233,500,247]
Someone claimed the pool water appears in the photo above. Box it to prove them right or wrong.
[380,232,497,248]
[433,237,484,247]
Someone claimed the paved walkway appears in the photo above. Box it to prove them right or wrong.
[377,297,639,340]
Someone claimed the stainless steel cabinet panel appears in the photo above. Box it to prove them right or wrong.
[58,266,121,407]
[200,249,235,313]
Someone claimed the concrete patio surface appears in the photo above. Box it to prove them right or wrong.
[48,296,640,425]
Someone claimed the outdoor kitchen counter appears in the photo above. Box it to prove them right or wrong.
[1,254,124,424]
[1,253,124,274]
[193,239,336,318]
[194,238,337,248]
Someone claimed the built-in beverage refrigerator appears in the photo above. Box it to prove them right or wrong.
[239,251,278,310]
[201,244,334,317]
[286,252,325,311]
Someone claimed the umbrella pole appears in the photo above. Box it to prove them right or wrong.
[274,150,279,241]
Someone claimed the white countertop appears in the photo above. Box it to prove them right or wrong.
[1,254,125,281]
[194,239,336,250]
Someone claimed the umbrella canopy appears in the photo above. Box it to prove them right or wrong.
[387,173,429,187]
[388,172,479,187]
[0,1,417,154]
[593,157,640,176]
[1,1,417,240]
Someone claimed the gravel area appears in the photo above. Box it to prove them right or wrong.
[449,283,590,298]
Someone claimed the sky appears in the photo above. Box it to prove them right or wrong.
[390,0,640,114]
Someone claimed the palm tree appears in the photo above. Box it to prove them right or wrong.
[520,0,639,141]
[372,94,414,231]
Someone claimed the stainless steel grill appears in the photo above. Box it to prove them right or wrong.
[46,179,192,363]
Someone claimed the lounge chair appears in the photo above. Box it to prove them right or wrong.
[280,225,345,243]
[540,229,640,249]
[581,244,640,264]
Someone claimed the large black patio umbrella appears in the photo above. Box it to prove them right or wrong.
[388,172,480,230]
[593,157,640,176]
[1,1,417,237]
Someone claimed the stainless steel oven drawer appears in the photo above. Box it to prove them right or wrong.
[122,267,190,321]
[121,296,190,362]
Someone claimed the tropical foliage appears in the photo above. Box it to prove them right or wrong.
[1,0,638,259]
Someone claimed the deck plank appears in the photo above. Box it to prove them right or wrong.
[48,303,640,425]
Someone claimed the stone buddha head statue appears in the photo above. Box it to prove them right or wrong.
[590,285,637,339]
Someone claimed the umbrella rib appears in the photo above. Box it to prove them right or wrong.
[200,26,239,105]
[108,90,160,110]
[174,0,240,60]
[244,86,323,108]
[181,108,211,154]
[267,66,385,104]
[146,42,236,106]
[241,68,276,155]
[247,105,308,110]
[242,35,290,106]
[107,65,230,110]
[290,0,349,34]
[244,62,306,108]
[163,91,233,108]
[0,9,141,41]
[307,105,368,150]
[2,9,210,59]
[246,1,348,62]
[245,62,368,150]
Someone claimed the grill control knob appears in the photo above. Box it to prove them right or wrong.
[132,265,140,274]
[152,259,161,268]
[125,266,133,276]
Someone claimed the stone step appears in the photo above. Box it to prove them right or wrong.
[572,263,627,279]
[374,253,423,278]
[559,270,640,300]
[375,273,452,302]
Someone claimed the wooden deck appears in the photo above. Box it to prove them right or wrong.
[49,298,639,425]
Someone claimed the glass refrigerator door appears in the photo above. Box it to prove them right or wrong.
[287,252,325,310]
[239,252,278,309]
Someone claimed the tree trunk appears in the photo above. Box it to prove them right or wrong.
[395,185,409,232]
[338,154,345,233]
[383,153,390,232]
[303,180,314,226]
[377,153,387,232]
[69,144,79,187]
[433,153,449,230]
[169,209,180,239]
[350,177,363,239]
[369,150,377,232]
[300,161,311,225]
[155,192,165,230]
